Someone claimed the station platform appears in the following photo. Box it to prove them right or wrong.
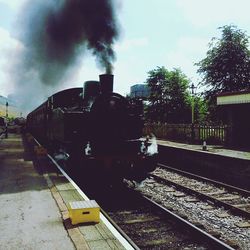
[157,139,250,160]
[0,134,131,250]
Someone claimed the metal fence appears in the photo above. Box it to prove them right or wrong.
[144,123,229,145]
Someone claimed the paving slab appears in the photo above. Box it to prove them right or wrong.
[0,134,75,250]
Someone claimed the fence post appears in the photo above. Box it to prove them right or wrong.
[191,123,195,143]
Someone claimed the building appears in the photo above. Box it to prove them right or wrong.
[130,84,150,99]
[217,90,250,147]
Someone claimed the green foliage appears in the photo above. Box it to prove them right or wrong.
[197,25,250,95]
[196,25,250,122]
[193,96,208,123]
[145,66,191,123]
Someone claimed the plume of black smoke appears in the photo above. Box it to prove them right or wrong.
[10,0,120,113]
[47,0,119,74]
[18,0,119,84]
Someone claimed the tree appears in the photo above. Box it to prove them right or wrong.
[193,95,208,124]
[196,25,250,121]
[146,66,191,123]
[197,25,250,95]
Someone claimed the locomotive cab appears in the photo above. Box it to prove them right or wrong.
[83,81,100,110]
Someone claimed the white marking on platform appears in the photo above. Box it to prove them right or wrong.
[47,154,135,250]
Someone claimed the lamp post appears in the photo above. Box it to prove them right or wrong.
[190,83,196,143]
[6,101,8,118]
[5,101,8,138]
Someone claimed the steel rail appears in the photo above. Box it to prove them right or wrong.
[158,163,250,196]
[110,185,235,250]
[142,195,235,250]
[151,172,250,220]
[154,163,250,219]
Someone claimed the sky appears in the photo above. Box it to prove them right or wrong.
[1,0,250,112]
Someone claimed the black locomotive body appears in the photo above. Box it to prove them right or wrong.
[27,74,157,183]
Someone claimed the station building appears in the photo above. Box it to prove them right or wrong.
[217,90,250,147]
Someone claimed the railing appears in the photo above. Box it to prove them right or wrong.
[144,123,230,145]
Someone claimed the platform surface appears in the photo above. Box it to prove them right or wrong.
[157,139,250,160]
[0,134,75,249]
[0,134,127,250]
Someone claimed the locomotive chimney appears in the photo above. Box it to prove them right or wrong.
[99,74,113,94]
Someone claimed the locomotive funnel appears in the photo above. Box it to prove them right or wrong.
[99,74,113,94]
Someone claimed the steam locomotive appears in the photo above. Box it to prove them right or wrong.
[26,74,158,184]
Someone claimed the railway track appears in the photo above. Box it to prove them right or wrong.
[135,163,250,249]
[93,185,234,250]
[154,163,250,219]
